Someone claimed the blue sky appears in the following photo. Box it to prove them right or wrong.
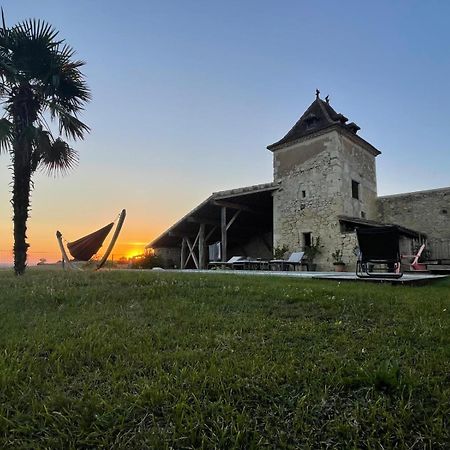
[1,0,450,262]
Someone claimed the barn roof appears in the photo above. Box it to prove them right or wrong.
[147,182,278,249]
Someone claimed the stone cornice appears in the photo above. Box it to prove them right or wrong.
[267,124,381,157]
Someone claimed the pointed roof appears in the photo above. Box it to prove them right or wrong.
[267,92,368,151]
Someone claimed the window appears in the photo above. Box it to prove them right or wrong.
[302,190,306,198]
[303,232,312,248]
[442,209,448,215]
[351,180,360,200]
[361,211,366,219]
[305,114,318,130]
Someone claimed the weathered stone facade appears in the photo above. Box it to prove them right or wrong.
[272,130,379,270]
[378,188,450,259]
[378,188,450,239]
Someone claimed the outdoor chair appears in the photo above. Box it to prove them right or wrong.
[208,256,245,269]
[355,226,403,278]
[270,252,305,271]
[208,242,221,262]
[401,243,427,271]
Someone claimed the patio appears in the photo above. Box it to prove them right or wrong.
[169,269,448,286]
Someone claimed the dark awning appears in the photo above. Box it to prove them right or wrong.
[338,215,426,239]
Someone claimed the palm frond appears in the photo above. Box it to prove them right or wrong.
[0,117,13,153]
[46,58,91,109]
[39,137,78,176]
[46,100,90,140]
[31,126,52,171]
[12,19,60,45]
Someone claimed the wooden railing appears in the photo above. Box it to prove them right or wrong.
[427,239,450,260]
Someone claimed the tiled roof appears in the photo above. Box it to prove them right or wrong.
[267,93,362,151]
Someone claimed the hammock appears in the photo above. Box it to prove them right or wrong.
[56,209,126,270]
[67,222,114,261]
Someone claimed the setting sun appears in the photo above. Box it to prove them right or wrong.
[125,250,144,260]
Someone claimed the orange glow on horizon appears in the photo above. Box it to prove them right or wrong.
[0,221,161,266]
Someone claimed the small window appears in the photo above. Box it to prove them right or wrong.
[442,209,448,215]
[361,211,366,219]
[352,180,360,200]
[302,190,306,198]
[303,232,312,248]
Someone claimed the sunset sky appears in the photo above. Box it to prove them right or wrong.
[1,0,450,265]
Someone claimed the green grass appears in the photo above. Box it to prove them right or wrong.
[0,270,449,449]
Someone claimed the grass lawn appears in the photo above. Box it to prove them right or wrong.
[0,270,449,449]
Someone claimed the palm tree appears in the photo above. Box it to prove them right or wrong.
[0,14,90,275]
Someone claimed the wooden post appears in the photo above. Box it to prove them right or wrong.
[199,223,205,269]
[185,237,199,269]
[221,206,227,262]
[181,237,186,269]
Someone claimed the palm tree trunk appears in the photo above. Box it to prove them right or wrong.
[12,145,32,275]
[11,85,37,275]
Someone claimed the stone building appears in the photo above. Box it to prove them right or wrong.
[148,92,450,270]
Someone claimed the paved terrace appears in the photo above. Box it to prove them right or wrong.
[168,269,448,286]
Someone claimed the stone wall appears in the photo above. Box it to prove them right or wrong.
[153,247,181,268]
[272,130,378,270]
[339,230,358,270]
[340,135,378,219]
[378,187,450,238]
[378,187,450,260]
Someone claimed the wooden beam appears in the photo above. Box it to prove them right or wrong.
[206,226,217,241]
[221,206,227,262]
[169,231,188,238]
[187,216,218,226]
[185,236,199,269]
[213,200,263,215]
[180,238,186,269]
[226,210,240,231]
[185,227,201,268]
[199,224,205,269]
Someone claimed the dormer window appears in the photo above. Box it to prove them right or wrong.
[304,113,319,130]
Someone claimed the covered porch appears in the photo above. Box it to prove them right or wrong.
[148,183,278,269]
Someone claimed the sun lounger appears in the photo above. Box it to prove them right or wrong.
[232,258,270,270]
[356,226,403,278]
[208,256,245,269]
[270,252,305,271]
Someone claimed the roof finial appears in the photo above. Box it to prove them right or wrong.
[325,95,329,103]
[315,89,320,99]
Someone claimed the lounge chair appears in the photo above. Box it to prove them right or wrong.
[270,252,305,271]
[402,244,427,271]
[356,226,403,278]
[231,257,270,270]
[208,256,245,269]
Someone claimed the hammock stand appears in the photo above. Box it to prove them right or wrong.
[56,209,126,270]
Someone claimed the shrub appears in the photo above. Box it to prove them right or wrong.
[131,253,165,269]
[273,245,289,259]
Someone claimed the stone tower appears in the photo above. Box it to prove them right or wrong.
[267,92,381,270]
